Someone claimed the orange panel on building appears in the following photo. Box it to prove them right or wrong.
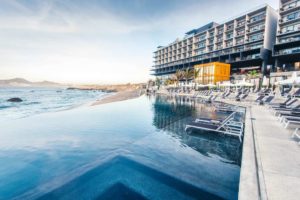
[194,62,231,84]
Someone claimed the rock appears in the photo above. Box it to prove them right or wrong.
[7,97,23,102]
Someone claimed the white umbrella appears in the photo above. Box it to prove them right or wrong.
[206,83,216,87]
[219,82,235,87]
[275,72,300,85]
[262,76,269,87]
[196,84,206,88]
[235,78,254,87]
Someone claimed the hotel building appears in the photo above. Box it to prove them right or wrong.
[273,0,300,77]
[152,4,278,80]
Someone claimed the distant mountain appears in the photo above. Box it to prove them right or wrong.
[0,78,64,87]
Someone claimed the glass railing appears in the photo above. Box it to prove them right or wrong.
[277,46,300,55]
[279,36,300,43]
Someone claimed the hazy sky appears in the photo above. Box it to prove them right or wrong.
[0,0,278,84]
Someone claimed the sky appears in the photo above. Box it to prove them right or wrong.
[0,0,278,84]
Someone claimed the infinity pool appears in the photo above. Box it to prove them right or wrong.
[0,95,242,200]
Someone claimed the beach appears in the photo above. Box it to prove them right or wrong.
[67,83,145,106]
[92,89,144,106]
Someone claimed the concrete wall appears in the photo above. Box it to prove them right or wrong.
[264,6,279,50]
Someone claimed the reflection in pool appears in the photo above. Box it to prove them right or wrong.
[0,95,243,200]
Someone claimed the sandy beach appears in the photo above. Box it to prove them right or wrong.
[92,89,144,106]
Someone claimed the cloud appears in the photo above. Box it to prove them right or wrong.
[0,0,279,84]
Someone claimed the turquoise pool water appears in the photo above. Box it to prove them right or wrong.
[0,95,242,200]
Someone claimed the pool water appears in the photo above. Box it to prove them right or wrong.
[0,95,243,200]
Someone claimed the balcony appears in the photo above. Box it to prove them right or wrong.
[274,46,300,56]
[280,2,300,15]
[278,26,300,36]
[248,27,265,35]
[278,36,300,44]
[247,16,266,26]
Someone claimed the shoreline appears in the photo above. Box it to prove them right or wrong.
[91,89,144,106]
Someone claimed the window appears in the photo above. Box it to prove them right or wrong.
[237,20,245,27]
[237,30,245,36]
[226,32,233,39]
[236,38,244,45]
[282,23,300,33]
[282,1,300,11]
[246,43,262,50]
[198,42,206,48]
[280,36,300,43]
[283,12,300,22]
[225,41,233,47]
[227,24,233,30]
[249,33,263,42]
[249,24,265,32]
[235,46,244,52]
[250,13,265,23]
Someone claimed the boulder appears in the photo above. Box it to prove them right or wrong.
[7,97,23,102]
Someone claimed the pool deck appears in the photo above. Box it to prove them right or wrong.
[230,101,300,200]
[155,91,300,199]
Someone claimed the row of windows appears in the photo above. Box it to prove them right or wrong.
[281,23,300,33]
[249,13,265,23]
[282,0,300,11]
[282,11,300,22]
[249,24,265,32]
[249,33,264,42]
[156,44,262,64]
[279,36,300,43]
[156,39,263,60]
[277,46,300,55]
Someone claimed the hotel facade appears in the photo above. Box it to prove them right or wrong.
[152,4,278,81]
[273,0,300,78]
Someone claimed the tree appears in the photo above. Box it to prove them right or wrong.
[173,70,184,86]
[193,68,200,88]
[165,78,175,86]
[155,77,162,89]
[183,68,194,85]
[247,70,259,79]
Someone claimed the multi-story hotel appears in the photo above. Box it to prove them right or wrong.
[152,4,278,80]
[273,0,300,76]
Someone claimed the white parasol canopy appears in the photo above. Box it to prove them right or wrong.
[219,82,235,87]
[206,83,216,87]
[275,72,300,85]
[262,76,269,87]
[235,78,254,87]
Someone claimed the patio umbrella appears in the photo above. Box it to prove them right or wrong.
[275,72,300,85]
[262,76,269,87]
[206,83,216,87]
[235,78,254,87]
[219,82,235,87]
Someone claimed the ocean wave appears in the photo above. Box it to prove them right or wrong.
[0,105,11,109]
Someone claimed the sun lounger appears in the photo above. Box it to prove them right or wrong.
[282,117,300,128]
[269,97,292,107]
[278,114,300,123]
[270,99,298,109]
[292,128,300,145]
[272,104,300,115]
[185,111,244,141]
[195,117,222,124]
[292,88,300,97]
[255,95,265,102]
[263,96,275,104]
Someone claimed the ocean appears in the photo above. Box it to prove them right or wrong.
[0,87,108,122]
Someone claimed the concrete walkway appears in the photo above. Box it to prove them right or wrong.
[245,105,300,200]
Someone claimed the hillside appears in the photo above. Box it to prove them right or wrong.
[0,78,63,87]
